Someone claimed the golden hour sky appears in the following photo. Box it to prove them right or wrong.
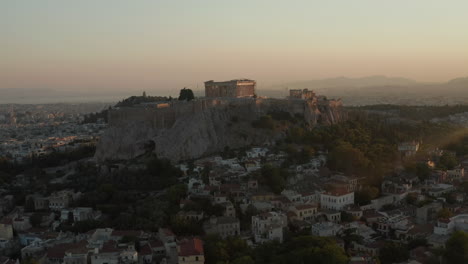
[1,0,468,92]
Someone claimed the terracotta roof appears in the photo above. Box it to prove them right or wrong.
[0,218,13,225]
[178,238,204,257]
[111,230,142,238]
[101,241,120,253]
[139,244,152,255]
[150,240,164,248]
[47,241,87,259]
[287,211,297,218]
[295,204,318,210]
[160,228,175,237]
[324,187,352,196]
[408,224,433,235]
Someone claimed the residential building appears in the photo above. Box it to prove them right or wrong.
[177,238,204,264]
[289,204,318,221]
[204,79,256,98]
[203,216,240,238]
[0,219,13,240]
[252,211,288,243]
[311,222,342,237]
[320,190,354,211]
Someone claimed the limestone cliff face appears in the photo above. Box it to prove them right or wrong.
[95,98,345,162]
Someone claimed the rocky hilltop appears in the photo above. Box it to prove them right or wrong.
[95,97,345,162]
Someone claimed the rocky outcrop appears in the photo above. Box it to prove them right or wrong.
[95,98,345,162]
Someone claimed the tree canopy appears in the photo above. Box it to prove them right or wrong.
[178,88,195,101]
[445,231,468,264]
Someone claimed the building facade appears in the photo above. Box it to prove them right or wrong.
[289,89,316,100]
[252,212,288,243]
[204,79,256,98]
[320,190,354,211]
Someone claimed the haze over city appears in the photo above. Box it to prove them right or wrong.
[5,1,468,264]
[2,0,468,95]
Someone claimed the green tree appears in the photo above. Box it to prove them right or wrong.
[166,184,187,205]
[438,152,458,170]
[355,186,379,205]
[178,88,195,101]
[29,213,42,227]
[231,256,254,264]
[24,197,35,212]
[328,141,370,175]
[445,231,468,264]
[437,208,453,219]
[252,115,275,130]
[379,242,409,264]
[260,165,286,194]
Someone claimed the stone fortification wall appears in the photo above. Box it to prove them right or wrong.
[107,98,333,129]
[96,97,345,162]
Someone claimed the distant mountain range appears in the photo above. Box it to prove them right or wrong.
[264,75,420,90]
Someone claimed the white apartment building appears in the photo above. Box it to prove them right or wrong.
[320,190,354,211]
[252,211,287,243]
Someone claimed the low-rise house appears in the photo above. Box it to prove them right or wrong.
[344,221,376,241]
[110,230,145,242]
[176,211,204,222]
[252,211,287,243]
[203,216,240,238]
[281,190,302,203]
[149,240,165,257]
[0,195,14,217]
[246,147,268,159]
[12,216,31,232]
[21,241,45,260]
[311,222,342,237]
[220,201,236,217]
[49,190,79,211]
[247,180,258,190]
[398,141,419,157]
[90,241,137,264]
[158,228,177,264]
[320,189,354,211]
[250,191,276,202]
[270,196,293,211]
[64,243,89,264]
[88,228,113,249]
[433,214,468,235]
[300,191,321,204]
[60,207,99,223]
[213,194,228,204]
[427,184,453,197]
[416,202,442,224]
[289,204,318,221]
[362,210,385,225]
[376,214,410,237]
[32,196,49,211]
[321,210,341,223]
[352,240,385,257]
[177,238,204,264]
[405,224,434,241]
[138,243,153,264]
[47,241,88,264]
[0,218,13,240]
[344,205,363,219]
[446,166,464,181]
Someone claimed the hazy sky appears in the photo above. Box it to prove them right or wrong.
[1,0,468,92]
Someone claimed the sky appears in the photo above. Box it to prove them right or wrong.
[1,0,468,93]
